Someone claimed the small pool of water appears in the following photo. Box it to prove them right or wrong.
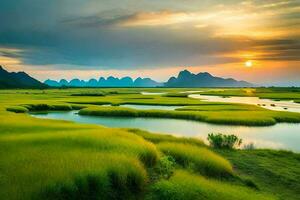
[189,94,300,113]
[30,111,300,152]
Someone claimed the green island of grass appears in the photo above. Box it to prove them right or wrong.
[78,106,300,126]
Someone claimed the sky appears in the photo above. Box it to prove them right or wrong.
[0,0,299,86]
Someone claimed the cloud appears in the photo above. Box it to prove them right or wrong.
[117,11,197,27]
[0,0,299,76]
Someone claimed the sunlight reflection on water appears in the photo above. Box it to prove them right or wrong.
[189,94,300,113]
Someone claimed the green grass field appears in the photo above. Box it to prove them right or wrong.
[0,88,300,199]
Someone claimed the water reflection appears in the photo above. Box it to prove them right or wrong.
[189,94,300,113]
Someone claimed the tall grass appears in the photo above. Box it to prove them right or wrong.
[126,128,205,147]
[39,155,147,200]
[218,149,300,200]
[148,170,275,200]
[158,142,233,178]
[0,111,159,199]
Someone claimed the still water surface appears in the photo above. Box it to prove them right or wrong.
[189,94,300,113]
[30,111,300,152]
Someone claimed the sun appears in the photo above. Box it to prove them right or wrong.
[245,60,253,67]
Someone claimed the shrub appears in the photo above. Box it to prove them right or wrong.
[152,156,176,180]
[207,133,242,149]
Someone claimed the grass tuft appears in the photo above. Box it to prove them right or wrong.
[39,155,147,200]
[158,142,233,178]
[148,170,275,200]
[126,128,205,147]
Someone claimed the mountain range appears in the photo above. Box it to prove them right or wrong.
[45,77,163,87]
[0,65,253,88]
[0,66,46,89]
[164,70,253,87]
[45,70,253,87]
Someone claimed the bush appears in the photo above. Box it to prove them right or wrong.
[152,156,176,180]
[207,133,242,149]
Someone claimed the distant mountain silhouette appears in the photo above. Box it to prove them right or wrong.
[164,70,253,87]
[45,76,163,87]
[0,66,46,89]
[45,69,253,88]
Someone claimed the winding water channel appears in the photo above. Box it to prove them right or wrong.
[30,110,300,152]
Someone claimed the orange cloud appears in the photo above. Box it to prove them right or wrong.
[119,11,197,27]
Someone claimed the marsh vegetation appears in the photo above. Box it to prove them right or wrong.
[1,88,300,199]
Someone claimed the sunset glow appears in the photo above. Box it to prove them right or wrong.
[245,61,253,68]
[0,0,299,86]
